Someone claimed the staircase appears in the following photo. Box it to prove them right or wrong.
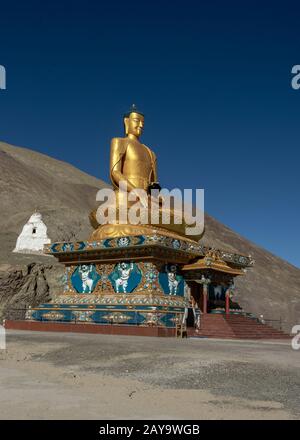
[188,314,291,339]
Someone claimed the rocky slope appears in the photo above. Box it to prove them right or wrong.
[0,263,64,321]
[0,141,299,331]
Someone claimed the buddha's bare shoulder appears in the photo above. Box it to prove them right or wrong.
[110,137,128,152]
[111,137,126,144]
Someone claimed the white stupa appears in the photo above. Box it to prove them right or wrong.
[13,212,51,255]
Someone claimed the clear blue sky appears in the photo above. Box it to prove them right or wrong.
[0,0,299,267]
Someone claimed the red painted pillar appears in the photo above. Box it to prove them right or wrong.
[225,290,230,315]
[203,284,208,314]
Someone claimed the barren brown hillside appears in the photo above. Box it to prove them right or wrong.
[0,141,299,330]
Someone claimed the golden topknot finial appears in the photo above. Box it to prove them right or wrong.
[124,104,144,118]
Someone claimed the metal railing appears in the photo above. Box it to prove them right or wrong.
[260,317,283,331]
[3,307,293,335]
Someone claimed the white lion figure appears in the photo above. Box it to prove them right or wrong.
[167,265,179,295]
[115,262,134,293]
[78,265,94,293]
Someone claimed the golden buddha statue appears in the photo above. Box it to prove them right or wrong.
[89,106,203,242]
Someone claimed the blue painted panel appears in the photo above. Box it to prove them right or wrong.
[159,264,185,296]
[71,264,101,293]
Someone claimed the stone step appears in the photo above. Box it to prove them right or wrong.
[190,314,290,339]
[196,332,289,337]
[202,326,286,334]
[189,331,290,339]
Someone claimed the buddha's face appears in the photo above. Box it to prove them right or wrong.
[124,112,144,138]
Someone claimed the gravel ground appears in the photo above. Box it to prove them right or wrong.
[0,330,299,420]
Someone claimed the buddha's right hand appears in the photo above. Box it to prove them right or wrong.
[129,188,149,208]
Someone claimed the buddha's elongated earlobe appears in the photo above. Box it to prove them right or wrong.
[124,117,129,135]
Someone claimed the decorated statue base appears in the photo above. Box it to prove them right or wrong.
[26,234,203,329]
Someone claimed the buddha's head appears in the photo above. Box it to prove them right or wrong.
[124,105,144,138]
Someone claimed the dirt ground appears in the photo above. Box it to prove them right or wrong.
[0,330,299,420]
